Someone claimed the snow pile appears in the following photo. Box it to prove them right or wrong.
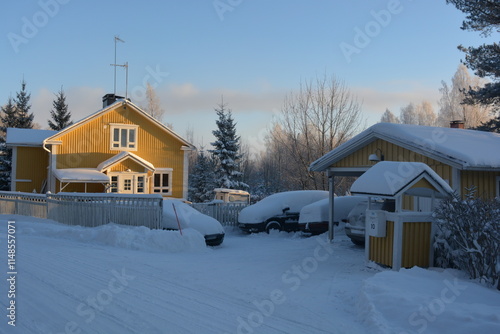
[20,218,207,253]
[239,190,328,223]
[358,267,500,334]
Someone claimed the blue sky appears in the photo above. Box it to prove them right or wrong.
[1,0,495,152]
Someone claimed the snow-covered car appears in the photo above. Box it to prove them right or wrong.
[162,199,225,246]
[344,199,395,246]
[238,190,329,233]
[298,196,369,235]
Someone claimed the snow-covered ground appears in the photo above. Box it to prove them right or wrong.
[0,214,499,334]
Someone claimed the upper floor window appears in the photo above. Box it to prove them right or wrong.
[110,124,138,151]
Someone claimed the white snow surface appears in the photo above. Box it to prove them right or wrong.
[310,123,500,171]
[238,190,329,224]
[1,214,499,334]
[350,161,453,198]
[6,128,57,146]
[162,199,224,235]
[53,168,110,182]
[299,196,368,224]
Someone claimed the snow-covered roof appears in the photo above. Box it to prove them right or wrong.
[97,151,155,172]
[53,168,110,183]
[310,123,500,171]
[43,99,195,150]
[213,188,250,195]
[6,128,58,147]
[350,161,453,199]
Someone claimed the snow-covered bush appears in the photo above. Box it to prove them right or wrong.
[434,189,500,290]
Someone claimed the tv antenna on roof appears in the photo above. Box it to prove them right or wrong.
[111,36,126,97]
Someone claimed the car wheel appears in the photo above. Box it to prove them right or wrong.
[265,221,281,234]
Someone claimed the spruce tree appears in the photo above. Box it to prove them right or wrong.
[14,80,34,129]
[0,97,17,190]
[209,100,248,190]
[48,88,73,130]
[446,1,500,109]
[188,149,217,203]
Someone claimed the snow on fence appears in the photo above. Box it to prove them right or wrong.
[191,203,248,226]
[0,192,47,219]
[0,191,163,229]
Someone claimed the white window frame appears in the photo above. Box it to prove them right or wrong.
[110,124,138,151]
[153,168,173,196]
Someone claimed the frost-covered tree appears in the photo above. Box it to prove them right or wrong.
[446,0,500,110]
[380,108,399,123]
[438,64,491,128]
[14,80,34,129]
[399,101,437,126]
[143,83,165,121]
[0,97,19,190]
[48,88,73,130]
[188,149,217,203]
[209,100,248,190]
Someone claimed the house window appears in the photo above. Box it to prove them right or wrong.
[153,169,172,195]
[110,176,118,193]
[110,124,138,151]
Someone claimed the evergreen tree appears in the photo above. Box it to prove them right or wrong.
[188,149,217,203]
[0,97,17,190]
[209,100,248,190]
[14,79,34,129]
[446,0,500,109]
[48,88,73,130]
[474,113,500,133]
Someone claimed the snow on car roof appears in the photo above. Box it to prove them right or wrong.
[238,190,328,224]
[310,123,500,171]
[6,128,57,146]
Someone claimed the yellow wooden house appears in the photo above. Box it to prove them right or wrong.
[6,94,195,198]
[309,122,500,242]
[310,122,500,200]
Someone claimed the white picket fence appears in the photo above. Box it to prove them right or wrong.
[0,191,163,229]
[191,202,248,226]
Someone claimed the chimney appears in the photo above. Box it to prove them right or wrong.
[450,120,464,129]
[102,93,125,108]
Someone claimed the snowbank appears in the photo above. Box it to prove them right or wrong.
[19,218,207,253]
[358,267,500,334]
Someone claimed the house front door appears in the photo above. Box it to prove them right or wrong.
[109,173,148,194]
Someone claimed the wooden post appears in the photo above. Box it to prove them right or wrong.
[328,170,335,242]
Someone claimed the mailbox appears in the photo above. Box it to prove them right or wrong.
[366,210,386,237]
